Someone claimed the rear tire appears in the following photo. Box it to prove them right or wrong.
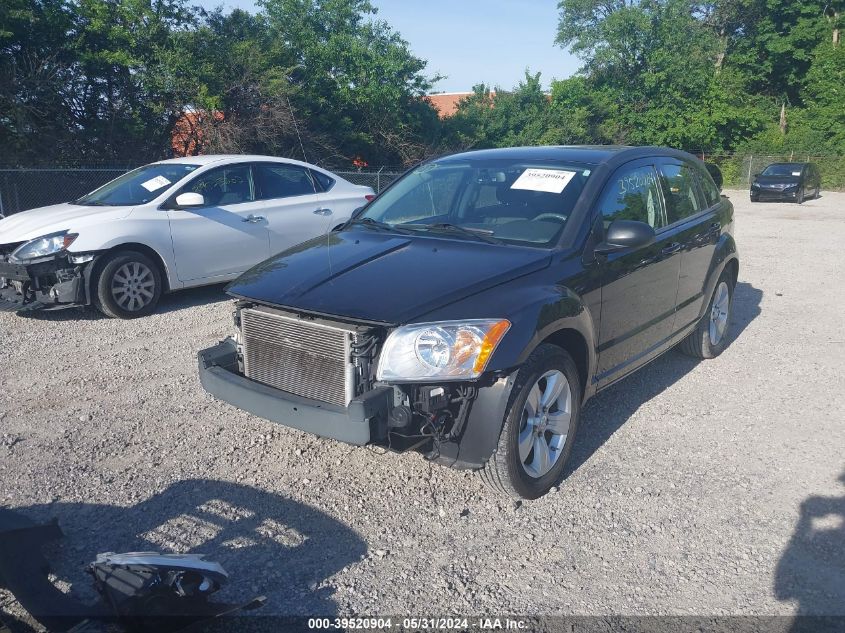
[93,251,162,319]
[479,344,581,499]
[679,272,733,359]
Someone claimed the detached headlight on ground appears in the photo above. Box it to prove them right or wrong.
[11,231,77,262]
[377,319,511,381]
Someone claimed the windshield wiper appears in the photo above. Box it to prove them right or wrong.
[401,223,501,244]
[341,217,414,234]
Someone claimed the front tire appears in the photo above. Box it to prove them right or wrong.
[679,273,733,359]
[93,251,162,319]
[479,344,581,499]
[796,188,804,204]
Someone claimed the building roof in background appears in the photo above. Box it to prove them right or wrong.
[426,92,481,118]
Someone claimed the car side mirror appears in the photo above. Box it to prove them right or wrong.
[595,220,656,255]
[753,173,760,178]
[175,192,204,208]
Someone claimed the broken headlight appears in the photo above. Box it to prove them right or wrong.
[376,319,510,381]
[10,231,78,262]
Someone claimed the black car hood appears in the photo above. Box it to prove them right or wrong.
[227,230,552,324]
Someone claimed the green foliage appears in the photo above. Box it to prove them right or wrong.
[0,0,843,176]
[0,0,439,165]
[446,0,844,169]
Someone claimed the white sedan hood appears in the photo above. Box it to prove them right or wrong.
[0,203,134,244]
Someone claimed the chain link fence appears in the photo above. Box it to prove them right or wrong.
[0,166,404,217]
[2,155,842,217]
[690,153,845,190]
[335,169,403,194]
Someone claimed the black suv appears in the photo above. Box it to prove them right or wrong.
[199,146,738,499]
[750,162,821,203]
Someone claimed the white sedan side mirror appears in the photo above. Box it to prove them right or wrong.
[175,192,205,208]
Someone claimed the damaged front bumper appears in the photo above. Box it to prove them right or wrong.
[198,337,517,471]
[0,252,93,312]
[198,338,394,446]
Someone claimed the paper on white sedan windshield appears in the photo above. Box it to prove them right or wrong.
[140,175,172,192]
[511,169,576,194]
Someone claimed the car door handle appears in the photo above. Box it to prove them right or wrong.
[661,242,682,256]
[242,215,266,223]
[313,208,333,216]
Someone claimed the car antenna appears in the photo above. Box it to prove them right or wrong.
[285,93,309,164]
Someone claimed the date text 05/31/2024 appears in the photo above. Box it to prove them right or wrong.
[307,617,529,630]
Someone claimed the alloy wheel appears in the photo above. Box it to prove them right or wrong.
[518,369,572,478]
[709,281,730,346]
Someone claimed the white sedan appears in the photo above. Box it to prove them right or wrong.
[0,155,374,318]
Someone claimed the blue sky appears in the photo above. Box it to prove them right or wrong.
[198,0,581,92]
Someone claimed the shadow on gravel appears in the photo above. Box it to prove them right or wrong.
[15,283,229,321]
[774,469,845,630]
[566,281,763,477]
[4,479,365,621]
[156,283,229,314]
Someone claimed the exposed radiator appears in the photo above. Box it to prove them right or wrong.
[240,306,363,407]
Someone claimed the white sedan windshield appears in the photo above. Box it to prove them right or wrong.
[75,163,200,206]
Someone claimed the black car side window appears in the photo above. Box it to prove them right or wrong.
[180,165,254,207]
[256,163,316,200]
[696,168,721,207]
[659,162,704,224]
[599,165,665,230]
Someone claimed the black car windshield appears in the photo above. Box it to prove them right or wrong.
[357,159,593,247]
[761,164,804,177]
[75,163,200,206]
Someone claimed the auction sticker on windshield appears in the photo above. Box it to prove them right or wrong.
[511,168,576,194]
[141,175,172,192]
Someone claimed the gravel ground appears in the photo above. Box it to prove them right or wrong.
[1,190,843,625]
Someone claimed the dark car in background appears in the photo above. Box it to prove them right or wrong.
[198,146,739,499]
[750,162,821,203]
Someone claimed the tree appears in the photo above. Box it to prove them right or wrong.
[257,0,440,165]
[553,0,773,151]
[0,0,77,162]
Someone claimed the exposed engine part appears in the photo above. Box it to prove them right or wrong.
[350,331,381,396]
[385,382,481,459]
[415,386,449,414]
[447,385,478,440]
[387,404,413,429]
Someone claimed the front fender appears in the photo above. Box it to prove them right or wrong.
[65,206,180,290]
[426,281,598,470]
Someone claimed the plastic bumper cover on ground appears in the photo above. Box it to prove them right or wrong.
[198,338,393,446]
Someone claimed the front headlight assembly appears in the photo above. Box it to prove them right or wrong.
[10,231,78,262]
[376,319,511,382]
